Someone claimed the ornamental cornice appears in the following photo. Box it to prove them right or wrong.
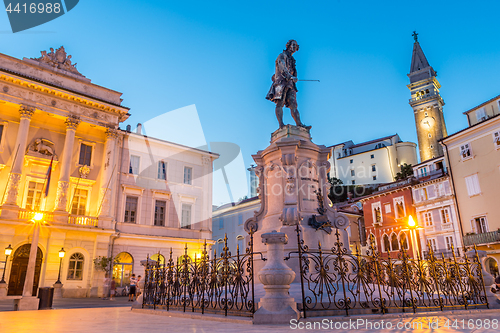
[0,73,129,122]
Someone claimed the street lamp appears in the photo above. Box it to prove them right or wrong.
[56,248,65,284]
[407,215,420,258]
[1,245,13,283]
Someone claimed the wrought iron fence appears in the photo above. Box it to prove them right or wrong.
[142,231,264,317]
[286,224,489,318]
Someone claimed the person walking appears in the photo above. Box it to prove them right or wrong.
[128,274,137,302]
[109,278,116,300]
[136,275,142,297]
[102,274,110,300]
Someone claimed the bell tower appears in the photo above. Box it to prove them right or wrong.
[407,32,447,162]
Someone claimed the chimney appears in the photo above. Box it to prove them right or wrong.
[136,123,142,134]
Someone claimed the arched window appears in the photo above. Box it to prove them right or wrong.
[113,252,133,287]
[400,232,409,250]
[375,143,386,149]
[391,233,399,251]
[383,234,390,253]
[150,253,165,265]
[67,253,84,280]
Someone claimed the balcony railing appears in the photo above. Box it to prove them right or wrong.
[68,215,99,227]
[415,168,447,181]
[18,209,54,222]
[463,231,500,246]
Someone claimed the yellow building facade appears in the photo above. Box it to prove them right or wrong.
[0,47,216,298]
[441,96,500,276]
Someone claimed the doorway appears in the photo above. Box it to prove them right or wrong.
[7,244,43,296]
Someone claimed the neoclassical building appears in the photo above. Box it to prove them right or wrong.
[0,47,216,298]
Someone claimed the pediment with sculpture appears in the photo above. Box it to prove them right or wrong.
[31,46,82,76]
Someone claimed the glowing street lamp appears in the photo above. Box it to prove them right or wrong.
[407,215,420,259]
[56,248,65,284]
[1,245,13,283]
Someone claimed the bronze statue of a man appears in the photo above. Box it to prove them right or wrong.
[266,40,310,129]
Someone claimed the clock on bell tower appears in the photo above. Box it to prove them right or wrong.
[407,32,447,162]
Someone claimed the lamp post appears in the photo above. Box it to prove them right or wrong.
[1,245,13,283]
[56,248,65,284]
[407,215,420,259]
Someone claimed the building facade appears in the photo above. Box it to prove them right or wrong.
[359,179,419,258]
[328,134,417,185]
[0,47,216,298]
[442,96,500,277]
[411,157,463,259]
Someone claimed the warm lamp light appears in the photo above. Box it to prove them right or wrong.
[33,212,44,221]
[59,248,66,258]
[4,245,12,257]
[408,215,416,228]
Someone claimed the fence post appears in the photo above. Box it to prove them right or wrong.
[253,230,299,324]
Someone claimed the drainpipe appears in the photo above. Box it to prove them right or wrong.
[108,130,126,274]
[442,141,465,240]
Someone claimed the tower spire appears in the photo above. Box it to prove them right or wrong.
[409,33,433,78]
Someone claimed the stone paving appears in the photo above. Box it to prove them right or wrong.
[0,306,499,333]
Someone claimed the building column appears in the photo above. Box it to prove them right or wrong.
[98,128,118,217]
[54,116,80,212]
[3,105,35,206]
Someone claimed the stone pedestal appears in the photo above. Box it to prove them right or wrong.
[0,204,20,219]
[253,231,299,324]
[15,296,39,311]
[53,282,63,299]
[244,125,350,282]
[0,281,7,298]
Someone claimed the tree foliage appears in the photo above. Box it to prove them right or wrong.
[395,163,413,181]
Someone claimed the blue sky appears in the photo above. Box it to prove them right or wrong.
[2,1,500,205]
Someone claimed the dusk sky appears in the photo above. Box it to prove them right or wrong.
[2,1,500,205]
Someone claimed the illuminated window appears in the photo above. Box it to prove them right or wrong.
[25,181,44,211]
[441,207,451,224]
[113,252,133,287]
[424,212,433,226]
[67,253,84,280]
[70,188,88,216]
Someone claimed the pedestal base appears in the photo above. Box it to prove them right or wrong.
[253,303,299,325]
[53,282,63,299]
[0,281,7,298]
[0,204,20,219]
[53,211,69,224]
[14,296,39,311]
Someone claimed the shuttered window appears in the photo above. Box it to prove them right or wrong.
[465,174,481,196]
